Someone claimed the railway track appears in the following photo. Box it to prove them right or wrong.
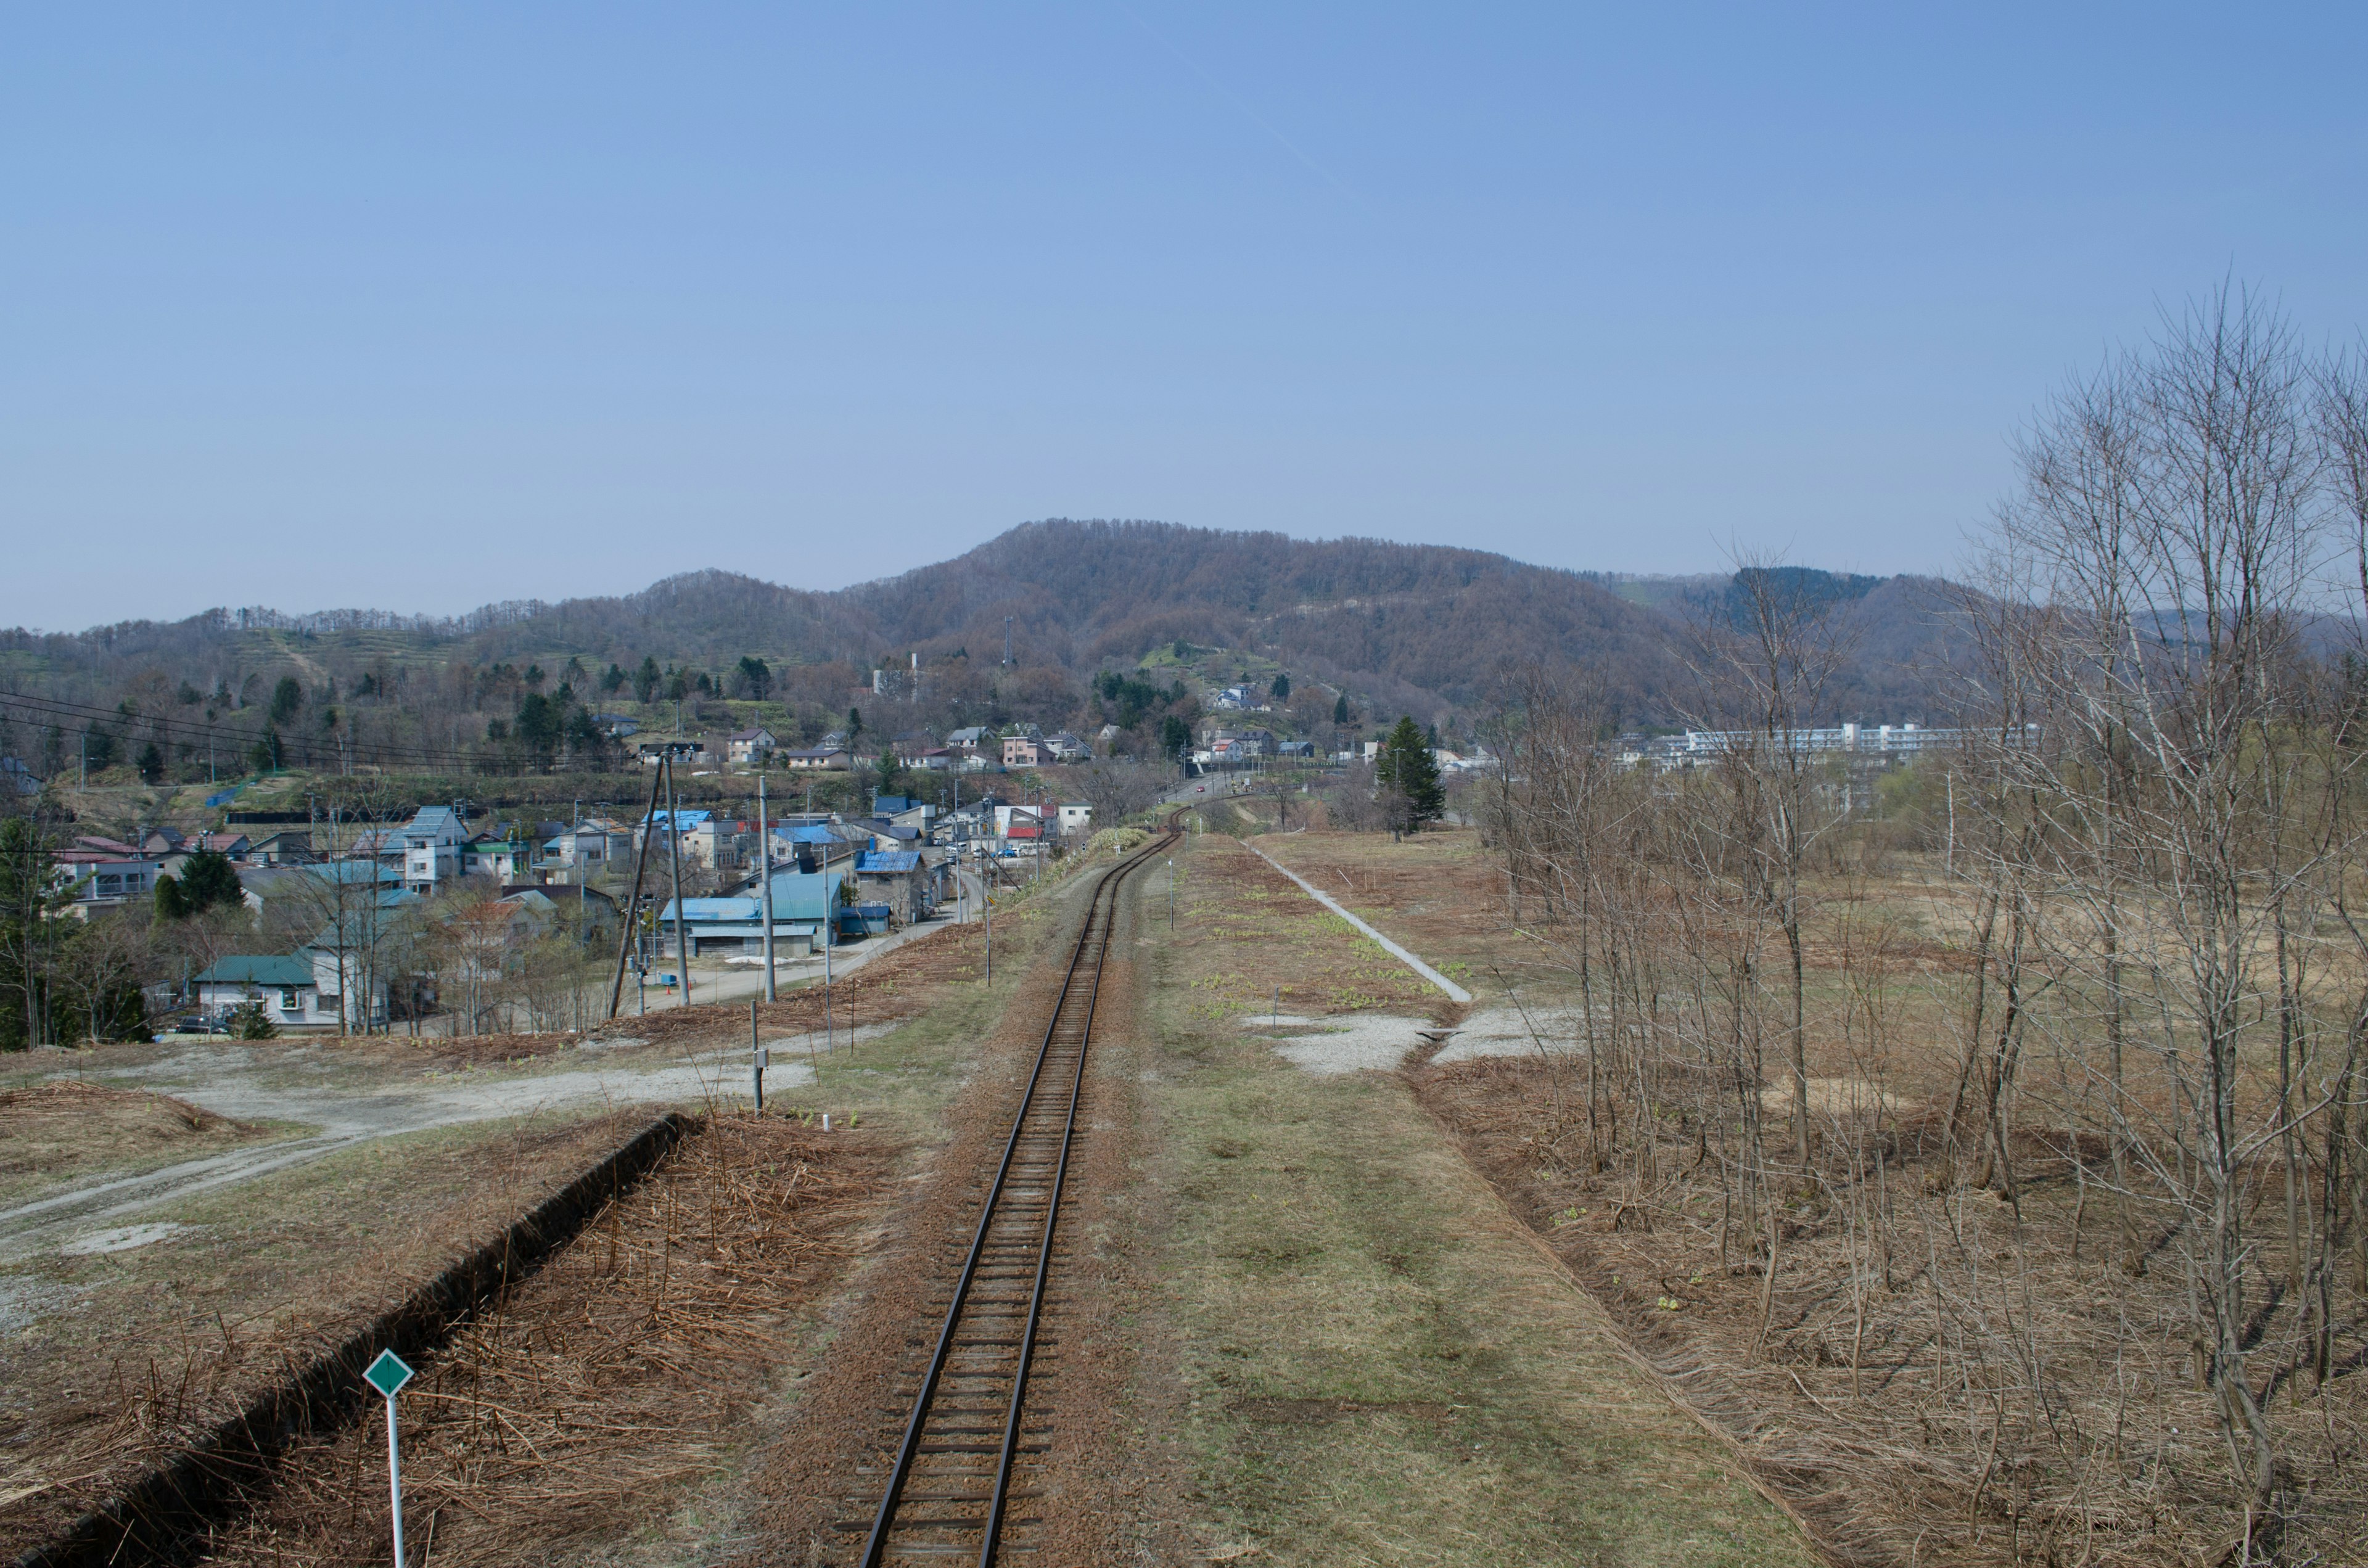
[848,826,1177,1567]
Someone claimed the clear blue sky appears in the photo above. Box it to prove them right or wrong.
[6,5,2365,629]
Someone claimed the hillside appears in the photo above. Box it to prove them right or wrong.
[0,522,1969,790]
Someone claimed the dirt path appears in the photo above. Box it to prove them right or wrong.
[0,1042,792,1259]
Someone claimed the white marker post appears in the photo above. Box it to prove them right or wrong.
[364,1348,415,1566]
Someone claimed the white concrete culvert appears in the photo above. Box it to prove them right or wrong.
[1238,1014,1434,1075]
[1238,1005,1598,1076]
[1424,1006,1589,1065]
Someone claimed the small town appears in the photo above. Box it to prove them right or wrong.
[9,12,2368,1568]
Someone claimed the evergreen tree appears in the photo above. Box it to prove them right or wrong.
[634,656,662,703]
[176,849,244,916]
[1375,716,1445,836]
[1271,672,1290,701]
[137,741,165,782]
[269,676,304,726]
[1333,693,1350,725]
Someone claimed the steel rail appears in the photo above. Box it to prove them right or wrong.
[859,826,1175,1567]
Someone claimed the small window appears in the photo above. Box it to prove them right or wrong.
[280,988,300,1011]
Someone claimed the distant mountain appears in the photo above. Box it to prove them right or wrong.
[0,520,1970,734]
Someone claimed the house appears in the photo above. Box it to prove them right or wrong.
[192,949,390,1032]
[1002,734,1044,768]
[892,731,944,766]
[636,808,712,855]
[463,832,536,883]
[1276,740,1315,758]
[57,855,161,916]
[245,831,316,866]
[139,827,187,856]
[396,806,471,892]
[500,883,619,941]
[854,850,931,924]
[537,818,631,879]
[297,906,413,1028]
[681,816,753,871]
[726,728,778,766]
[780,745,850,771]
[1045,732,1089,762]
[598,714,639,738]
[945,726,990,755]
[1056,802,1092,836]
[1097,724,1121,744]
[873,796,936,830]
[637,737,711,768]
[772,820,866,872]
[73,835,142,858]
[237,861,405,920]
[193,955,329,1030]
[655,869,845,958]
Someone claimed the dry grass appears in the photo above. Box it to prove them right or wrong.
[1138,829,1820,1565]
[0,1080,271,1206]
[202,1115,886,1566]
[1254,822,2368,1567]
[0,1110,652,1559]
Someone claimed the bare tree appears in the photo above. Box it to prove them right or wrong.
[1688,554,1862,1168]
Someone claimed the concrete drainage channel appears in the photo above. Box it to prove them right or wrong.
[10,1111,699,1568]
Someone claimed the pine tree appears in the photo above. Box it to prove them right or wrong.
[1333,693,1350,725]
[1375,716,1444,836]
[178,849,245,915]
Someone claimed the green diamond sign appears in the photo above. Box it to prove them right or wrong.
[364,1349,414,1398]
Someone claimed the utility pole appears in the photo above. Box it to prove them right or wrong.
[758,771,776,1002]
[664,755,691,1009]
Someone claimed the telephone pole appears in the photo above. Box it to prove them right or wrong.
[758,771,776,1002]
[663,755,691,1009]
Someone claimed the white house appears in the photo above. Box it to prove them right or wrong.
[191,950,387,1032]
[726,728,778,766]
[397,807,469,892]
[1056,802,1093,836]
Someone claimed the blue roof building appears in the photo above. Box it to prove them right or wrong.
[656,870,847,957]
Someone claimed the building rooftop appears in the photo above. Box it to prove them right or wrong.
[194,955,314,987]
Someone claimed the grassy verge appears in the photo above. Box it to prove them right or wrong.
[1140,835,1817,1566]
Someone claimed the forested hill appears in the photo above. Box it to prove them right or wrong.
[1,520,1956,731]
[840,521,1692,720]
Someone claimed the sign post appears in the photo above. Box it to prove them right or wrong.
[364,1348,415,1566]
